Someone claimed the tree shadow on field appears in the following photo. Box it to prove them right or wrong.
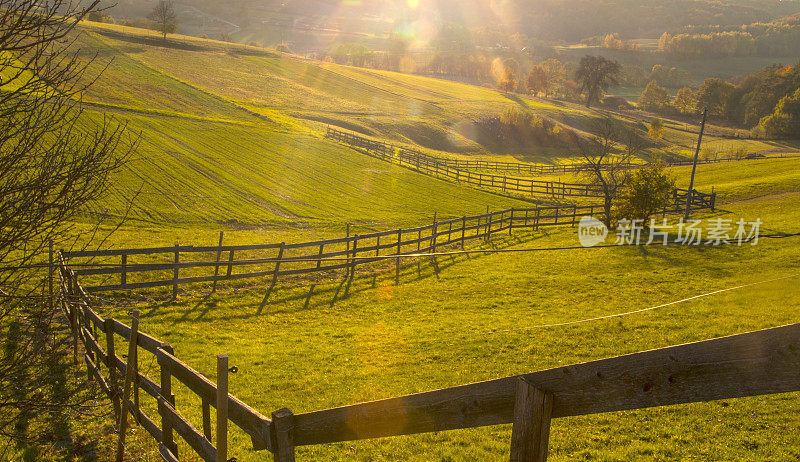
[169,229,554,322]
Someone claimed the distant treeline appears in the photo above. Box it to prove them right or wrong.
[658,14,800,58]
[638,61,800,138]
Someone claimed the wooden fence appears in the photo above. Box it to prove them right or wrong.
[325,126,770,178]
[57,259,273,462]
[58,259,800,461]
[65,201,715,295]
[326,127,606,198]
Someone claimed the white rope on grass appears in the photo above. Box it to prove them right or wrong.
[409,272,800,344]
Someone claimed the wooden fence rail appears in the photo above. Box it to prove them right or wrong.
[65,200,715,294]
[326,127,606,198]
[59,257,800,461]
[56,261,273,461]
[325,126,769,179]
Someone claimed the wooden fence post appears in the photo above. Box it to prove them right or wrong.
[317,243,324,269]
[104,319,121,421]
[461,216,466,249]
[115,310,139,462]
[226,249,235,278]
[202,398,213,441]
[157,344,178,455]
[509,377,553,462]
[260,243,285,308]
[172,244,179,300]
[344,236,358,297]
[431,212,438,253]
[48,240,53,311]
[486,209,492,242]
[69,295,78,364]
[509,208,514,235]
[271,408,295,462]
[395,229,402,284]
[212,231,224,293]
[485,205,490,242]
[216,354,229,462]
[121,253,127,288]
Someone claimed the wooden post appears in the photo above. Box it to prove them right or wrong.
[260,243,285,307]
[121,254,127,288]
[115,310,139,462]
[461,216,466,249]
[509,377,553,462]
[158,345,177,455]
[316,243,324,269]
[226,249,235,278]
[345,235,358,297]
[133,335,141,425]
[48,240,53,311]
[431,212,438,253]
[535,206,540,231]
[271,408,295,462]
[70,300,78,364]
[395,229,402,284]
[486,210,493,242]
[202,398,212,440]
[216,354,229,462]
[104,319,121,420]
[172,244,179,300]
[509,208,514,235]
[485,205,490,241]
[212,231,224,293]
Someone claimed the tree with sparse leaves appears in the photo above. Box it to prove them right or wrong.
[148,0,177,40]
[577,115,638,227]
[0,0,134,457]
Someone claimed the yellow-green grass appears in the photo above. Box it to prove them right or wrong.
[89,110,523,226]
[95,186,800,461]
[31,23,800,460]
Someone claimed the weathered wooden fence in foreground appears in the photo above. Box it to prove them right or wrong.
[57,259,273,462]
[58,259,800,461]
[65,198,713,295]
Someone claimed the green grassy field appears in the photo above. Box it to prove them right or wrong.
[39,21,800,461]
[95,160,800,461]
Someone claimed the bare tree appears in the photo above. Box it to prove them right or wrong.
[577,115,637,227]
[148,0,178,40]
[0,0,135,457]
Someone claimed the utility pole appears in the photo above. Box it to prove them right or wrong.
[684,106,708,221]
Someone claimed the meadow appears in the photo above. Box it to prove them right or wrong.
[51,22,800,461]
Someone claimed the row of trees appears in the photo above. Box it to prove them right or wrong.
[636,62,800,138]
[658,18,800,58]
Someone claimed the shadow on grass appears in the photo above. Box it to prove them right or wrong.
[158,229,557,322]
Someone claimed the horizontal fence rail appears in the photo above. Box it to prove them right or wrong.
[64,200,714,294]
